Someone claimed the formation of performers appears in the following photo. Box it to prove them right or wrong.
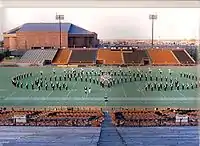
[144,72,199,91]
[11,69,199,92]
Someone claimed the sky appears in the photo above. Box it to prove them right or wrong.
[1,8,200,40]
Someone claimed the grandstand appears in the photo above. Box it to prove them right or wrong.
[172,49,196,65]
[52,49,72,65]
[147,49,180,65]
[12,48,196,67]
[0,47,196,67]
[123,49,149,65]
[18,49,58,66]
[96,49,124,65]
[68,49,97,65]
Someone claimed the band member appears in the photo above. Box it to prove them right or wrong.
[45,84,48,90]
[59,75,62,81]
[25,83,28,89]
[177,84,180,90]
[52,84,55,90]
[88,87,91,93]
[31,83,34,90]
[20,83,23,88]
[84,87,87,94]
[38,84,41,90]
[182,84,185,90]
[150,75,152,81]
[59,85,62,90]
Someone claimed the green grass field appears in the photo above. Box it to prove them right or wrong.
[0,66,199,108]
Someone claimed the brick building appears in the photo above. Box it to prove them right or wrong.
[3,23,99,50]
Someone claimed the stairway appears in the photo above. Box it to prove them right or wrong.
[97,112,127,146]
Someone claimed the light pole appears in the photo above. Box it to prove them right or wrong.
[56,14,64,49]
[149,14,157,48]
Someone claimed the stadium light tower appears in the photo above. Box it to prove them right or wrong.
[149,14,157,48]
[56,14,64,49]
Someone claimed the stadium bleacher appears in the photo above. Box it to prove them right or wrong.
[18,49,58,65]
[16,48,196,66]
[147,49,180,65]
[172,49,195,65]
[0,108,104,127]
[97,49,124,65]
[111,109,199,127]
[52,49,72,65]
[68,49,97,64]
[123,49,149,65]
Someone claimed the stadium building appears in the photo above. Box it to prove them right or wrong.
[3,23,99,50]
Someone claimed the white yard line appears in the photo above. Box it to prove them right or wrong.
[67,82,78,98]
[176,90,185,98]
[137,89,145,96]
[121,83,127,98]
[193,90,200,97]
[47,90,53,97]
[159,91,166,99]
[66,91,71,98]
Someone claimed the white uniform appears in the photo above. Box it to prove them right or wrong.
[88,88,91,93]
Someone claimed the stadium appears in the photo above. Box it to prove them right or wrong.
[0,22,199,146]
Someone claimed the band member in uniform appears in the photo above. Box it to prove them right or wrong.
[88,87,91,93]
[84,87,87,94]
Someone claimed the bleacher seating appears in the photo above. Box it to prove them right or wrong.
[97,49,123,65]
[0,109,104,127]
[148,49,180,65]
[18,49,58,65]
[172,49,195,65]
[123,49,148,65]
[111,109,199,127]
[68,49,97,64]
[52,49,72,65]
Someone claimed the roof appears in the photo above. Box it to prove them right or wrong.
[6,23,93,34]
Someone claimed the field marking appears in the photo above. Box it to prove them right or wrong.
[192,90,200,97]
[67,81,78,98]
[176,90,186,98]
[27,91,33,97]
[121,83,127,98]
[159,91,166,99]
[84,82,92,99]
[8,92,16,97]
[47,91,53,97]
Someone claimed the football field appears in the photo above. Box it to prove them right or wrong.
[0,66,199,108]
